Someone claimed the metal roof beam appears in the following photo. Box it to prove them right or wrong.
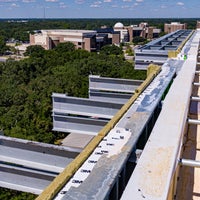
[52,93,122,119]
[53,115,108,135]
[89,90,132,104]
[0,163,54,194]
[89,75,142,93]
[0,136,79,194]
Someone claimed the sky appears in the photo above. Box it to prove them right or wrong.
[0,0,200,19]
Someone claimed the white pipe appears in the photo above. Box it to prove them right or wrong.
[179,159,200,168]
[191,96,200,101]
[193,82,200,86]
[188,119,200,125]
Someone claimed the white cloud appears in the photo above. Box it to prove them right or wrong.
[0,0,18,2]
[90,4,100,7]
[90,1,102,7]
[45,0,59,2]
[22,0,35,3]
[177,2,184,6]
[11,2,19,7]
[95,1,102,4]
[136,0,143,2]
[111,4,118,7]
[75,0,85,4]
[122,5,130,8]
[161,5,167,9]
[59,2,67,8]
[104,0,111,2]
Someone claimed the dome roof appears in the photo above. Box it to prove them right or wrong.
[114,22,124,28]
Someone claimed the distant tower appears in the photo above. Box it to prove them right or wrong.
[43,7,46,20]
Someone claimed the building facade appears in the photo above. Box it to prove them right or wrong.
[113,22,161,43]
[164,22,187,33]
[197,21,200,29]
[30,29,121,52]
[30,29,98,52]
[134,30,192,70]
[30,23,161,52]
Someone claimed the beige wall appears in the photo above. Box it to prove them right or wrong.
[31,32,88,50]
[164,23,187,33]
[30,34,48,49]
[147,27,154,39]
[112,33,120,44]
[127,27,133,42]
[84,38,91,52]
[30,30,119,52]
[197,21,200,29]
[29,34,35,45]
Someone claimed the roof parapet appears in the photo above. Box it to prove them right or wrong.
[36,64,161,200]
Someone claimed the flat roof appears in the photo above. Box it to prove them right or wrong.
[136,30,192,52]
[53,62,177,200]
[41,29,96,34]
[61,133,94,151]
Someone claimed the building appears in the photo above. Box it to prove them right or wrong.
[136,22,161,40]
[197,21,200,29]
[30,29,99,52]
[95,28,121,49]
[30,29,120,52]
[15,43,30,55]
[164,22,187,33]
[29,23,161,52]
[134,29,192,70]
[113,22,161,43]
[113,22,129,43]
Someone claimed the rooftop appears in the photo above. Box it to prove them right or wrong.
[136,29,192,51]
[42,29,96,33]
[114,22,124,29]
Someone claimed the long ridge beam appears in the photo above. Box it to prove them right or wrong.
[0,136,79,194]
[53,115,109,136]
[89,90,132,104]
[89,75,142,93]
[52,93,122,119]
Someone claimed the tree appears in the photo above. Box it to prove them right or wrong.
[132,36,148,45]
[0,35,8,55]
[54,42,75,53]
[125,46,134,56]
[159,31,166,37]
[0,188,36,200]
[100,44,123,56]
[24,45,45,58]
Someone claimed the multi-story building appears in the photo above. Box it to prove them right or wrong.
[113,22,161,43]
[30,23,161,52]
[30,29,98,52]
[95,28,121,49]
[134,29,192,70]
[164,22,187,33]
[113,22,130,43]
[30,29,121,52]
[196,21,200,29]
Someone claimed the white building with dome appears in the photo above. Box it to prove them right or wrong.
[114,22,124,29]
[113,22,129,43]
